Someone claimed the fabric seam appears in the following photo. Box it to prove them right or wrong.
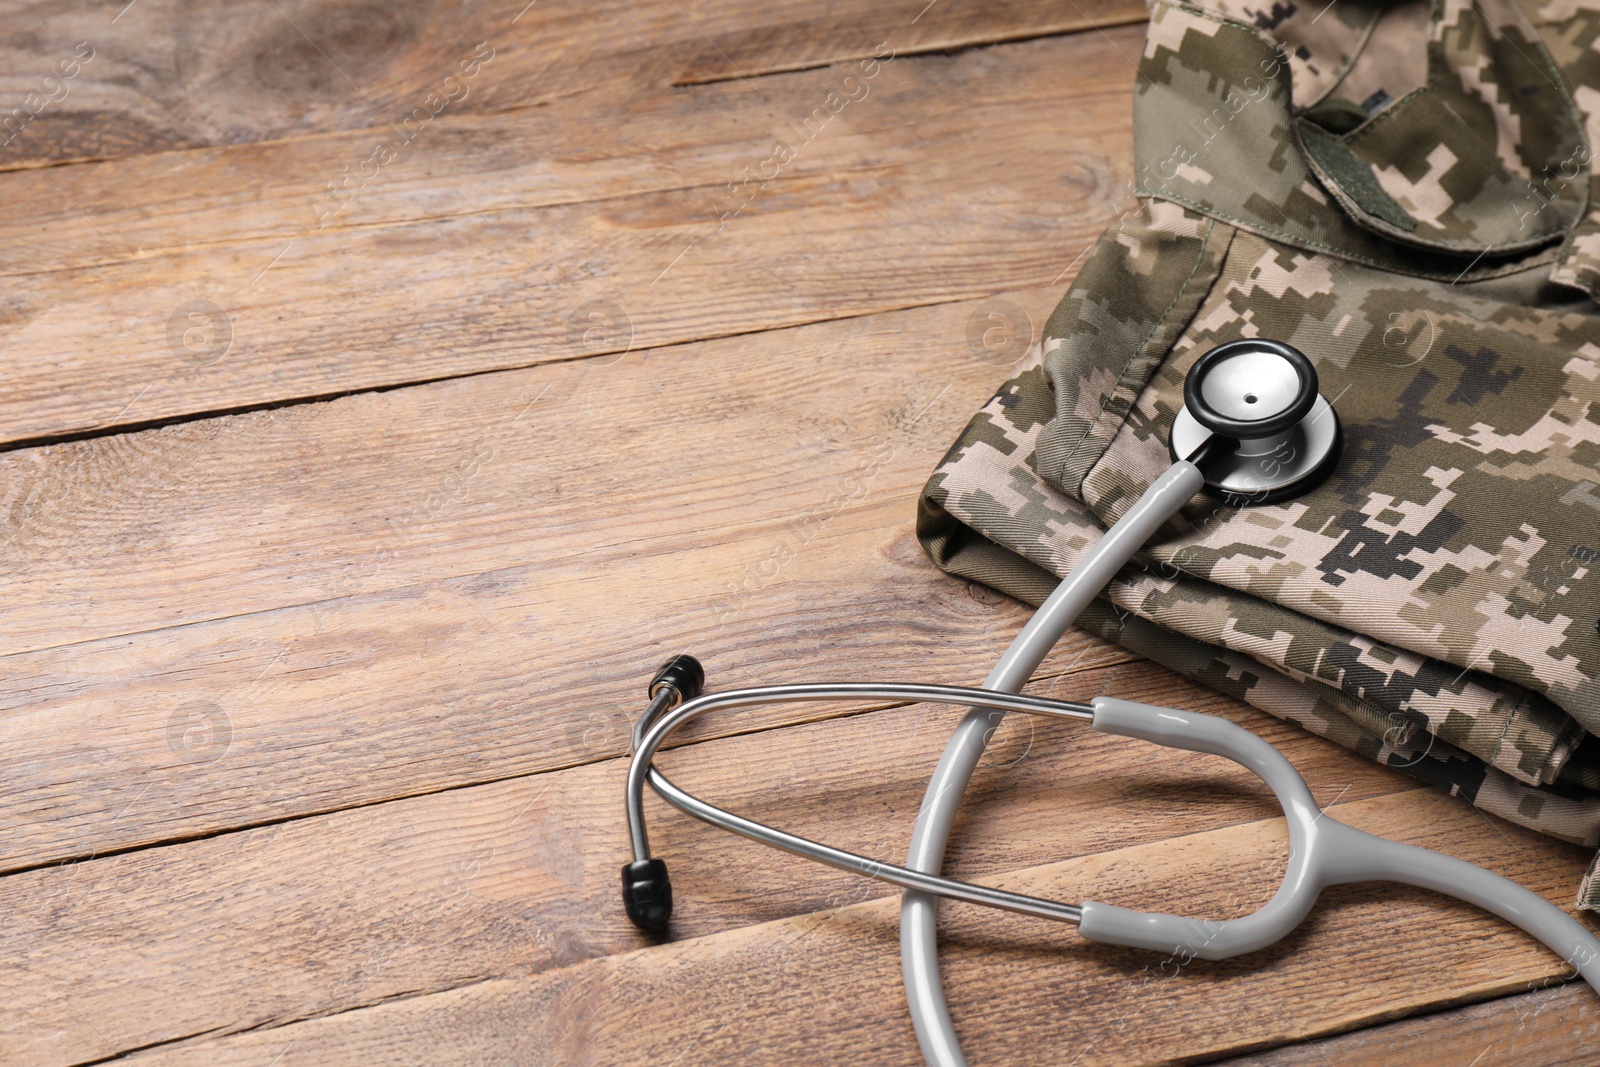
[1299,2,1386,112]
[1151,0,1584,255]
[1134,186,1559,278]
[1342,86,1431,145]
[1298,112,1567,247]
[1058,215,1220,492]
[1075,229,1242,505]
[1342,0,1441,144]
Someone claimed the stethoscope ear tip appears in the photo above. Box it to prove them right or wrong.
[623,857,674,932]
[650,654,706,707]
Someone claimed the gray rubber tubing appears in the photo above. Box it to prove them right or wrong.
[1086,697,1600,987]
[900,460,1207,1067]
[901,458,1600,1067]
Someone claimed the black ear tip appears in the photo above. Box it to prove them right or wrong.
[622,858,673,932]
[649,654,705,704]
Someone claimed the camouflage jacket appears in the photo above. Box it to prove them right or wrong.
[919,0,1600,903]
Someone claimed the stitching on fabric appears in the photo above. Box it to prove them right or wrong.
[1149,0,1574,251]
[1157,0,1276,44]
[1134,187,1559,277]
[1488,687,1571,763]
[1076,227,1242,502]
[1059,215,1219,492]
[1553,206,1600,281]
[1096,575,1430,755]
[1340,86,1429,143]
[1347,0,1442,143]
[1482,688,1577,788]
[1537,30,1596,265]
[1356,0,1595,252]
[1145,170,1563,250]
[1336,46,1572,239]
[1298,120,1420,232]
[1488,690,1520,751]
[1300,2,1386,112]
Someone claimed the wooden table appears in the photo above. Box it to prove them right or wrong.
[1,2,1595,1064]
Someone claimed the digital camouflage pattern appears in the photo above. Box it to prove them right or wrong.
[919,0,1600,903]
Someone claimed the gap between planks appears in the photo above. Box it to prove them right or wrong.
[0,0,1148,170]
[1214,980,1600,1066]
[0,657,1541,1066]
[96,786,1597,1067]
[0,27,1138,444]
[0,286,1095,874]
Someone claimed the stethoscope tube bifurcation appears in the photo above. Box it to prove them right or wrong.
[619,340,1600,1066]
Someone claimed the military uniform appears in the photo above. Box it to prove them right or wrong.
[919,0,1600,902]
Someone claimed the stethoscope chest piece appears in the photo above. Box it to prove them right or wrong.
[620,328,1600,1065]
[1168,338,1342,503]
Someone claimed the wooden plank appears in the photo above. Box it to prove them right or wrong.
[1219,982,1600,1065]
[0,285,1059,654]
[0,29,1137,444]
[0,288,1130,873]
[0,0,1145,170]
[666,0,1149,85]
[0,665,1427,1067]
[0,498,1126,874]
[1246,984,1600,1067]
[0,28,1137,277]
[104,787,1594,1067]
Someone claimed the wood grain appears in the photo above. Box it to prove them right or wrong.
[107,788,1595,1067]
[0,29,1136,444]
[0,29,1138,276]
[0,286,1058,654]
[0,288,1138,873]
[1220,982,1600,1065]
[0,664,1483,1066]
[0,0,1145,170]
[5,7,1592,1065]
[668,0,1151,85]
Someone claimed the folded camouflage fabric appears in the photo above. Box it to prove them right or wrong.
[919,0,1600,903]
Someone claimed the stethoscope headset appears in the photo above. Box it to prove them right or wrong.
[618,340,1600,1066]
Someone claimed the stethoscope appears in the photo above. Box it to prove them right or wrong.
[620,340,1600,1066]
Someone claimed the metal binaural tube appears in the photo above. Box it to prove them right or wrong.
[627,683,1096,861]
[630,688,677,757]
[624,683,1094,888]
[645,762,1085,924]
